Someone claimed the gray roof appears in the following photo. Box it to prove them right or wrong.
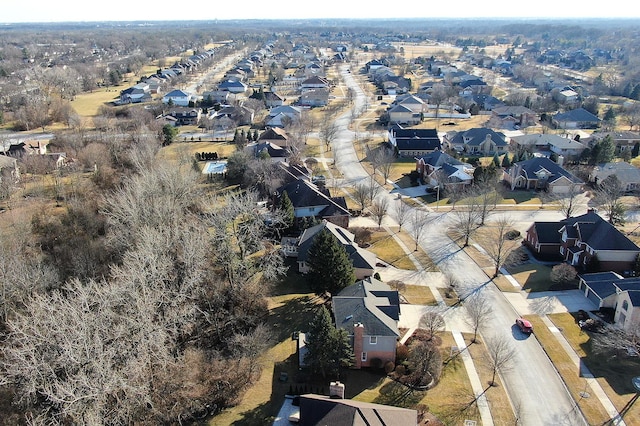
[554,108,600,123]
[511,156,583,185]
[299,394,417,426]
[297,222,377,270]
[333,277,399,337]
[592,162,640,185]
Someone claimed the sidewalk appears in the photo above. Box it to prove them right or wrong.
[498,268,625,425]
[541,316,626,426]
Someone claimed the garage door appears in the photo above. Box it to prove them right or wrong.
[585,288,601,307]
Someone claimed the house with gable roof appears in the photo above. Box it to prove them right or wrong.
[415,151,473,189]
[503,156,583,194]
[388,126,441,157]
[577,272,640,332]
[162,89,192,106]
[332,277,400,368]
[583,131,640,156]
[444,128,508,155]
[553,107,601,129]
[274,179,350,228]
[589,162,640,193]
[524,209,640,274]
[294,221,377,280]
[296,393,417,426]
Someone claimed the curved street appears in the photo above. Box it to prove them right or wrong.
[330,64,586,426]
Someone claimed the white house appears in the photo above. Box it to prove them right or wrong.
[162,89,192,106]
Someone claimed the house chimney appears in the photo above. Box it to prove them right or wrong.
[330,381,345,399]
[353,323,364,369]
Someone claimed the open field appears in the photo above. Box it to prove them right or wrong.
[70,87,123,117]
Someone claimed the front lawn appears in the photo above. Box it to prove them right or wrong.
[365,228,417,271]
[503,263,579,292]
[403,285,438,306]
[548,313,640,425]
[524,314,610,425]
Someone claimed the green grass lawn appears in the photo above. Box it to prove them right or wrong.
[548,313,640,425]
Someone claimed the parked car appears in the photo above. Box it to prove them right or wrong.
[516,318,533,334]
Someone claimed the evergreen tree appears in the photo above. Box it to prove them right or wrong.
[279,191,295,230]
[590,135,615,164]
[501,153,511,168]
[604,106,616,122]
[304,306,353,379]
[631,85,640,101]
[306,228,356,296]
[492,152,500,167]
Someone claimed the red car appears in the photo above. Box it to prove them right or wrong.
[516,318,533,334]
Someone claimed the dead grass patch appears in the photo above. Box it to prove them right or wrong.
[403,285,438,306]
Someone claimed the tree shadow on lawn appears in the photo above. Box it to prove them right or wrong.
[267,295,321,342]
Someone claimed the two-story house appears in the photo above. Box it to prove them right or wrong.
[388,127,441,157]
[578,272,640,332]
[274,179,350,228]
[294,221,377,280]
[444,128,508,155]
[525,210,640,274]
[332,277,400,369]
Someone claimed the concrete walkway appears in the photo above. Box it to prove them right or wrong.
[541,316,626,426]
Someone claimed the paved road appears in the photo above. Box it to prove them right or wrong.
[333,65,586,426]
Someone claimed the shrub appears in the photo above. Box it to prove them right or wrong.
[505,229,521,240]
[395,365,406,376]
[396,344,409,363]
[370,357,383,369]
[384,361,395,374]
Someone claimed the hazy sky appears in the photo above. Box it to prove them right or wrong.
[2,0,637,23]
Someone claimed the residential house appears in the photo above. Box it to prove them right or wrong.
[258,127,289,147]
[387,104,418,125]
[218,79,247,93]
[274,179,350,228]
[553,108,601,129]
[444,128,508,155]
[264,91,284,108]
[201,90,229,105]
[294,221,377,280]
[510,133,586,160]
[365,59,386,72]
[299,89,330,107]
[558,89,579,104]
[118,83,152,104]
[415,151,474,189]
[269,105,302,120]
[524,210,640,274]
[295,393,417,426]
[332,277,400,368]
[388,127,441,157]
[246,141,289,162]
[167,107,201,126]
[504,156,583,193]
[466,94,505,111]
[210,104,254,126]
[300,76,330,92]
[577,272,640,331]
[590,162,640,192]
[584,131,640,156]
[162,89,192,106]
[489,106,537,129]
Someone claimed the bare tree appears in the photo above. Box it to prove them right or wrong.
[319,120,339,152]
[485,334,516,386]
[370,197,389,229]
[370,145,395,183]
[464,294,492,343]
[480,215,519,278]
[407,340,443,387]
[393,199,411,232]
[419,309,446,341]
[353,179,380,211]
[595,175,626,224]
[555,185,585,219]
[409,209,430,251]
[449,199,482,247]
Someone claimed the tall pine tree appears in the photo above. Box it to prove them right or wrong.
[279,190,295,230]
[304,306,353,379]
[306,228,356,296]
